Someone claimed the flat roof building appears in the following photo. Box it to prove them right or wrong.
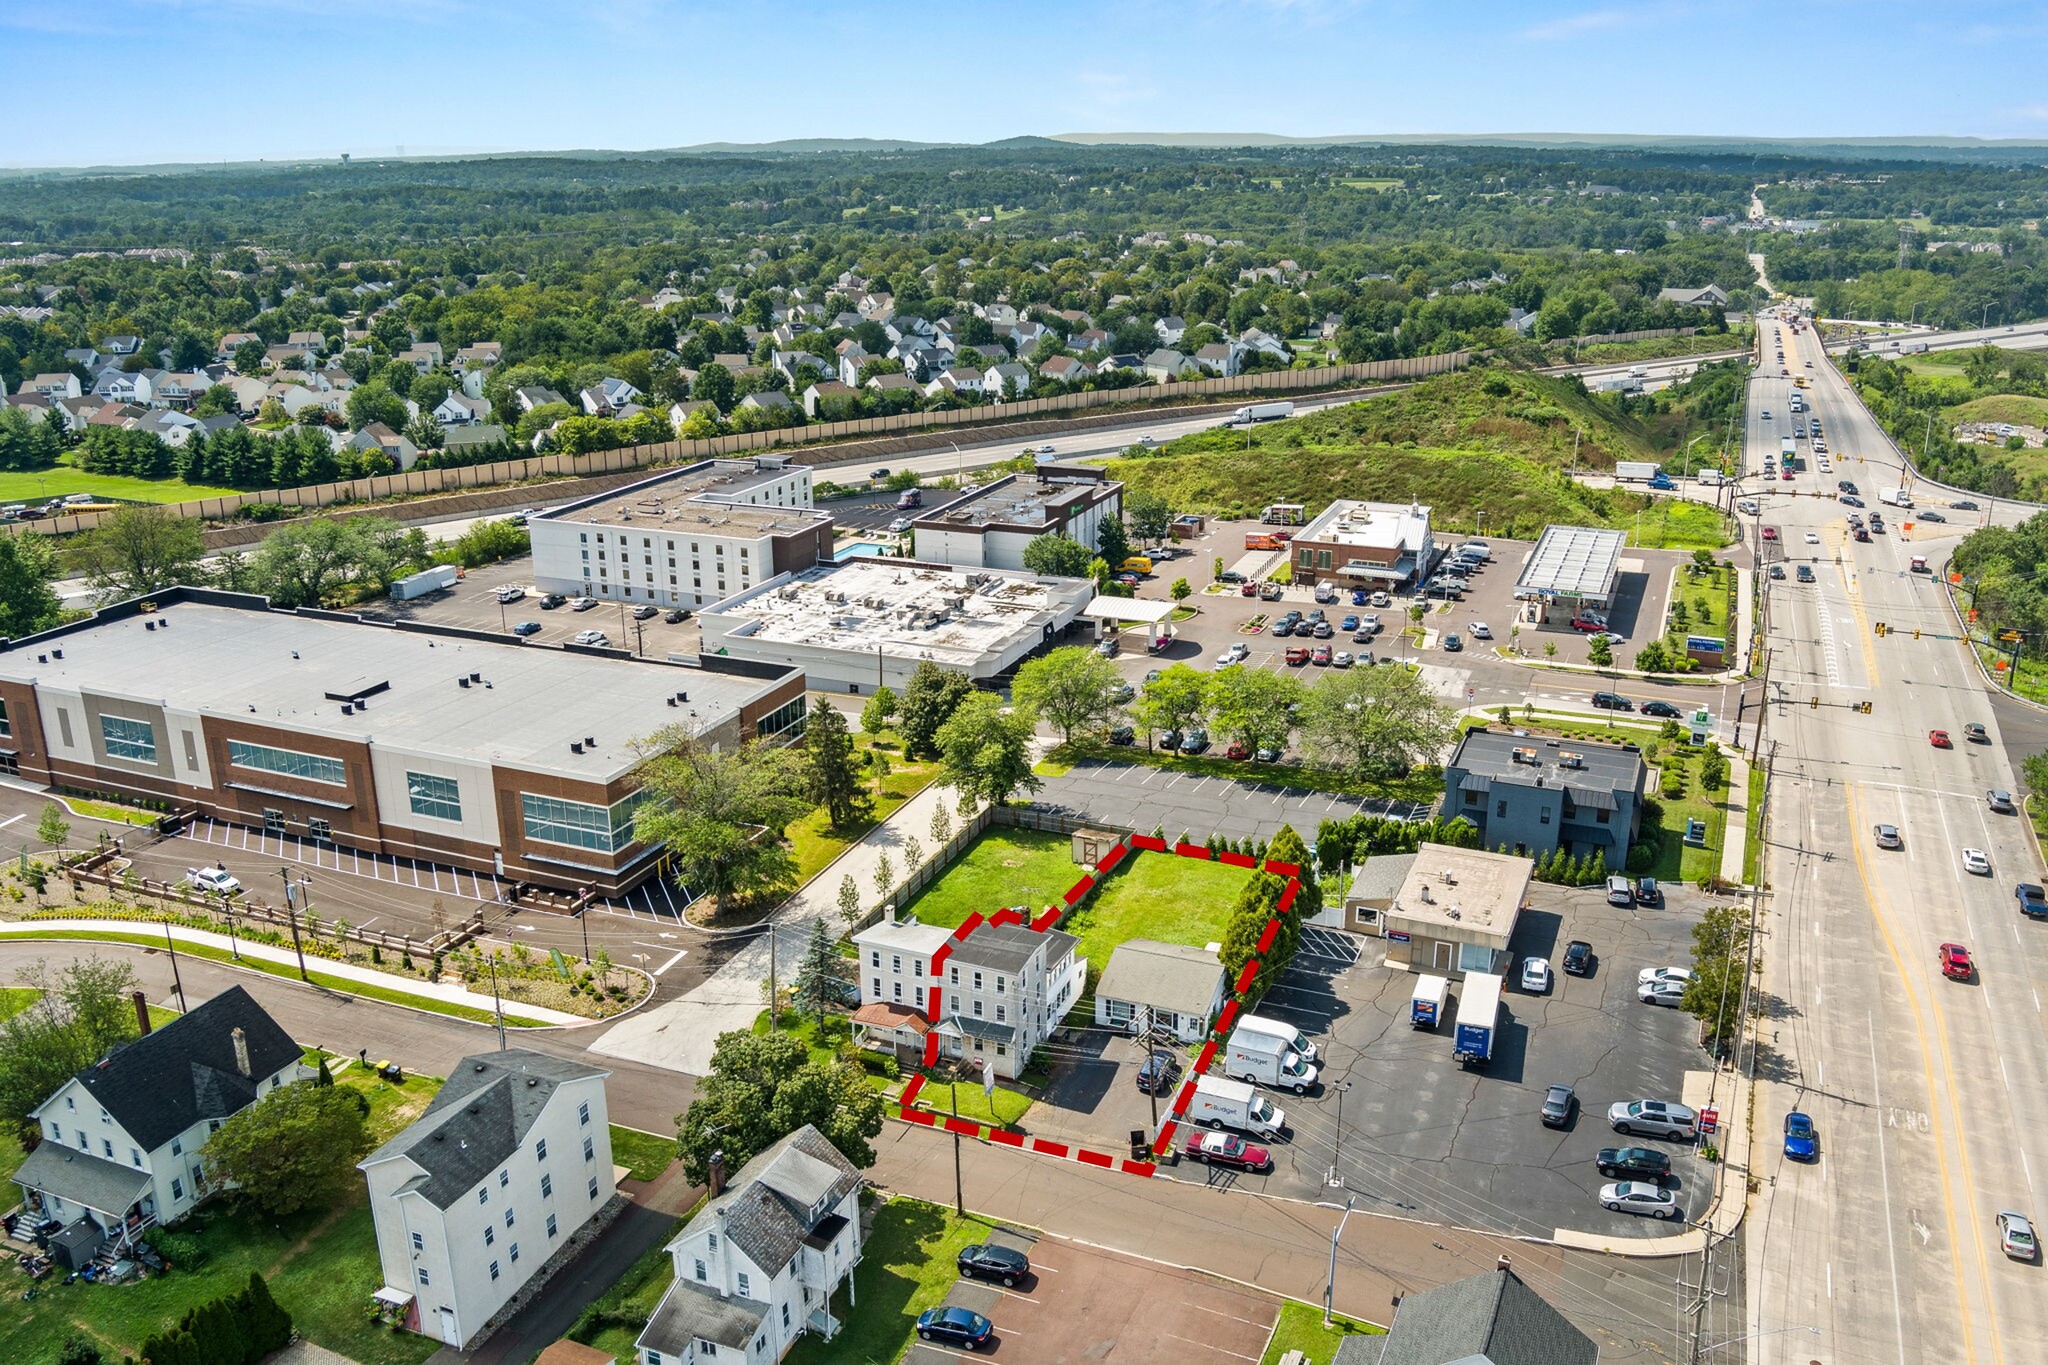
[1379,843,1532,980]
[698,558,1095,693]
[911,468,1121,572]
[531,458,834,611]
[1288,499,1435,589]
[1513,525,1626,624]
[1443,728,1646,868]
[0,589,807,896]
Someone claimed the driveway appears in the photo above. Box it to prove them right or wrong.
[1034,755,1426,845]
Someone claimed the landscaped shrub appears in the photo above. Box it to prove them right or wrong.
[139,1272,291,1365]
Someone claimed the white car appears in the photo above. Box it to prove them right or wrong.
[1215,643,1248,667]
[1331,651,1354,668]
[887,517,913,533]
[1738,499,1759,515]
[1962,847,1992,876]
[496,585,526,603]
[1521,957,1552,993]
[568,596,598,611]
[1639,978,1687,1007]
[1638,965,1695,987]
[1469,622,1492,640]
[572,629,610,647]
[186,866,243,897]
[1600,1181,1681,1220]
[1803,531,1819,544]
[1033,444,1057,455]
[1591,631,1626,646]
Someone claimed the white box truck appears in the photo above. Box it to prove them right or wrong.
[1410,974,1449,1029]
[1188,1075,1286,1140]
[1224,1024,1320,1094]
[391,565,459,600]
[1230,400,1295,424]
[1233,1013,1318,1064]
[1452,972,1505,1066]
[1615,461,1660,483]
[1880,487,1915,508]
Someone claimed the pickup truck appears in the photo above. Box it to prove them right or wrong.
[1285,646,1311,666]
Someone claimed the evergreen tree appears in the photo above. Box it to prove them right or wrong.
[314,1055,334,1086]
[803,698,870,831]
[239,1272,294,1358]
[791,917,847,1023]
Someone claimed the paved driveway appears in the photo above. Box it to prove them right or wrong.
[1034,755,1427,845]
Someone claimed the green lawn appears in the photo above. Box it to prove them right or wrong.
[63,796,160,827]
[787,1198,1008,1365]
[1663,562,1734,647]
[786,735,941,884]
[0,458,241,505]
[1629,498,1732,552]
[1065,851,1252,977]
[1645,745,1734,884]
[0,986,35,1020]
[911,1073,1034,1130]
[0,1065,439,1365]
[610,1124,677,1183]
[568,1221,684,1360]
[900,828,1082,929]
[1259,1300,1385,1364]
[1744,762,1767,888]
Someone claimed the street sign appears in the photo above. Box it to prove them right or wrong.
[1466,687,1474,701]
[2001,630,2023,642]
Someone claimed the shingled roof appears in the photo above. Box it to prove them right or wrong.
[359,1049,609,1210]
[1370,1264,1598,1365]
[47,985,300,1152]
[669,1125,860,1273]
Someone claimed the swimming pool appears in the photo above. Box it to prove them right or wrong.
[835,540,892,561]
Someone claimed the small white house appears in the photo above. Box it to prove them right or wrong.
[359,1049,615,1351]
[1093,939,1227,1043]
[13,986,306,1269]
[638,1125,864,1365]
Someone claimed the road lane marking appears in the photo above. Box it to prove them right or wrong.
[0,814,21,831]
[1867,1017,1909,1365]
[653,948,689,976]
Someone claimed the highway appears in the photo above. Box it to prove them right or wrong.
[1742,313,2048,1364]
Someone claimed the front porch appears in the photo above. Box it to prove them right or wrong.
[10,1140,158,1269]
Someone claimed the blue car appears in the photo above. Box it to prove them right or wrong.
[917,1306,993,1349]
[1351,588,1369,605]
[1340,615,1359,632]
[510,621,542,637]
[1783,1112,1818,1162]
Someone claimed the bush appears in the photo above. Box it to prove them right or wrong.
[1625,841,1659,875]
[858,1051,901,1079]
[145,1226,210,1270]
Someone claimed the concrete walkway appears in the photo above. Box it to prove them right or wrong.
[0,918,585,1025]
[591,781,966,1075]
[1720,754,1752,888]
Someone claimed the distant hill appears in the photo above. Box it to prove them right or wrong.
[1050,131,2048,162]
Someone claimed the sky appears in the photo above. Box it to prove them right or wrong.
[6,0,2048,167]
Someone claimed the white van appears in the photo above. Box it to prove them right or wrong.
[1233,1013,1318,1065]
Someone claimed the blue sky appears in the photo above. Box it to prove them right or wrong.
[6,0,2048,167]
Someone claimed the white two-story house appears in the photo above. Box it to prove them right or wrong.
[11,985,306,1267]
[359,1049,615,1351]
[637,1125,863,1365]
[853,916,1081,1080]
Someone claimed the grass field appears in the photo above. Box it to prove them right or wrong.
[787,734,941,884]
[788,1199,1005,1365]
[1947,393,2048,428]
[1259,1300,1385,1364]
[1663,562,1734,646]
[912,1072,1035,1129]
[1745,763,1767,887]
[900,828,1083,928]
[0,456,241,505]
[0,1064,440,1365]
[1064,851,1252,977]
[609,1124,677,1182]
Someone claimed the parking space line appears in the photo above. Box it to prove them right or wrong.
[654,948,689,976]
[1164,1334,1257,1362]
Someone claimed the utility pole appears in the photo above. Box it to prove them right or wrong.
[488,957,506,1052]
[277,867,310,981]
[1322,1195,1356,1327]
[950,1081,965,1216]
[1751,648,1773,765]
[218,891,241,961]
[766,922,778,1030]
[162,918,187,1013]
[1326,1081,1352,1188]
[1681,1220,1740,1365]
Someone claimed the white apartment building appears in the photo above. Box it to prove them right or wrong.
[853,916,1082,1080]
[360,1050,615,1351]
[12,986,307,1269]
[529,459,834,611]
[909,469,1122,573]
[637,1125,864,1365]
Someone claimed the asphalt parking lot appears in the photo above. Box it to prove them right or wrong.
[907,1225,1281,1364]
[1214,882,1715,1240]
[366,554,705,659]
[1035,755,1427,846]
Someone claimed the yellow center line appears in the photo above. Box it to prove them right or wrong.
[1837,541,1882,689]
[1842,783,2004,1363]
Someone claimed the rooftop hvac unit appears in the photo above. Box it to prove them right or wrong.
[1558,752,1585,769]
[1511,747,1538,764]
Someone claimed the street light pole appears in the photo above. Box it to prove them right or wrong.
[1321,1196,1356,1327]
[218,891,240,961]
[1327,1081,1352,1187]
[162,918,188,1014]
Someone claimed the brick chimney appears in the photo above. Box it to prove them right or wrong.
[132,990,152,1036]
[231,1026,251,1078]
[709,1149,727,1198]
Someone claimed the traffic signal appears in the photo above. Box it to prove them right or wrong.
[1810,696,1819,709]
[1914,628,1921,640]
[1857,701,1874,714]
[1875,622,1889,637]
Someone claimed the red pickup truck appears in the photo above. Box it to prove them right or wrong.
[1284,646,1311,667]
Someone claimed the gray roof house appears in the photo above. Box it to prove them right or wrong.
[1656,284,1729,308]
[1340,1262,1598,1365]
[1442,729,1645,866]
[1094,939,1227,1043]
[360,1049,615,1351]
[638,1126,864,1365]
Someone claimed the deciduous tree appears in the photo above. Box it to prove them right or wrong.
[0,532,63,639]
[0,956,140,1144]
[633,732,814,910]
[1296,665,1458,779]
[1131,663,1210,743]
[934,692,1042,807]
[75,504,208,604]
[676,1029,885,1184]
[1206,666,1301,755]
[202,1079,372,1216]
[1021,531,1093,578]
[1011,645,1121,745]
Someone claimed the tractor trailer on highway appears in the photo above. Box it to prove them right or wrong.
[1615,462,1661,483]
[1230,401,1296,424]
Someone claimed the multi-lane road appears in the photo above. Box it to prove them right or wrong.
[1743,315,2048,1363]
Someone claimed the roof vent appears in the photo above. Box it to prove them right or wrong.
[571,742,584,754]
[51,648,62,659]
[159,619,168,628]
[527,1077,538,1087]
[586,736,596,746]
[36,653,47,661]
[459,677,471,689]
[474,1062,486,1072]
[342,703,355,716]
[667,697,677,707]
[470,672,481,683]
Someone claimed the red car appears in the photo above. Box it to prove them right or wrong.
[1181,1130,1274,1173]
[1939,942,1973,981]
[1761,526,1779,541]
[1311,645,1333,666]
[1930,730,1952,749]
[1240,581,1258,597]
[1570,615,1609,633]
[1225,742,1252,760]
[1284,646,1310,666]
[1781,468,1793,480]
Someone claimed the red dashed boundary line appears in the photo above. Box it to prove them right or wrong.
[893,831,1300,1179]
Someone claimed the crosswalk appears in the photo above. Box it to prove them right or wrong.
[176,815,694,921]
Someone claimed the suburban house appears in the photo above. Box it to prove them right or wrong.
[854,915,1082,1080]
[637,1125,863,1365]
[1143,348,1197,382]
[1093,939,1227,1043]
[12,986,306,1271]
[215,332,261,362]
[1656,284,1729,309]
[1339,1261,1597,1365]
[453,342,503,375]
[1441,729,1646,865]
[982,361,1033,398]
[800,380,857,419]
[738,390,797,419]
[1191,342,1241,377]
[1154,315,1186,345]
[1073,327,1111,354]
[434,392,492,426]
[396,343,445,374]
[359,1049,615,1352]
[1035,354,1091,385]
[350,422,422,469]
[516,386,569,414]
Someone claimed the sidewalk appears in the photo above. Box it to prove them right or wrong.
[1720,754,1752,888]
[0,918,585,1025]
[591,780,964,1075]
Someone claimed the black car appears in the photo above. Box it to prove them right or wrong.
[1135,1049,1180,1094]
[1919,510,1947,523]
[664,608,692,623]
[1634,877,1660,906]
[1562,940,1594,976]
[1839,494,1864,507]
[957,1243,1031,1286]
[1591,691,1633,711]
[1541,1084,1576,1129]
[1158,729,1182,752]
[917,1307,992,1349]
[1596,1146,1673,1181]
[1837,480,1858,495]
[1769,564,1786,579]
[1107,725,1135,746]
[870,467,891,480]
[1218,570,1246,584]
[1952,499,1980,511]
[539,593,567,609]
[1640,700,1682,719]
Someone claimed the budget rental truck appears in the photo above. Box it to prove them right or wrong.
[1234,1013,1319,1064]
[1452,971,1504,1066]
[1188,1076,1287,1140]
[1410,974,1449,1029]
[1224,1022,1320,1094]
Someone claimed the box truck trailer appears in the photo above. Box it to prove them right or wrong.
[1452,972,1504,1066]
[1188,1075,1287,1140]
[1224,1024,1320,1094]
[1233,1013,1318,1064]
[1410,974,1449,1029]
[1615,462,1660,483]
[1230,401,1295,424]
[391,565,459,600]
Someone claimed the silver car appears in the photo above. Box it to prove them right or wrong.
[1600,1180,1680,1219]
[1607,1099,1698,1139]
